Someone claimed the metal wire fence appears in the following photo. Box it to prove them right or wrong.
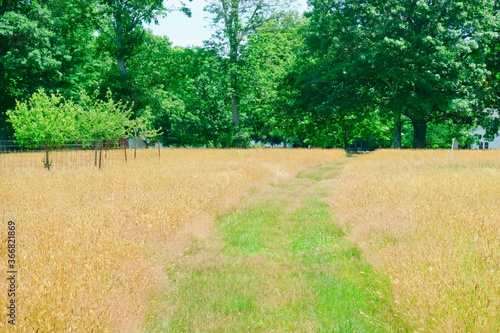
[0,139,129,170]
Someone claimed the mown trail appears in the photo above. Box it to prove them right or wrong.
[146,158,411,332]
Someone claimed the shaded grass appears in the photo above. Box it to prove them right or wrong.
[147,160,411,332]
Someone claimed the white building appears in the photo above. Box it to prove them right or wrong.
[470,110,500,149]
[469,126,500,149]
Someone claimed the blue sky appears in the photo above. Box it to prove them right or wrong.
[146,0,310,47]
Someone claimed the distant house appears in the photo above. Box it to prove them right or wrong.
[469,126,500,149]
[470,110,500,149]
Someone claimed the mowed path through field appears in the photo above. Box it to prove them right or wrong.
[146,158,411,332]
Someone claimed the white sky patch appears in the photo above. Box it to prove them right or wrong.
[145,0,310,47]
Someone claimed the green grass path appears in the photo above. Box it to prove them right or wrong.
[146,159,411,332]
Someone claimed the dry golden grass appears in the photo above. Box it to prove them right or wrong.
[0,148,343,332]
[334,150,500,332]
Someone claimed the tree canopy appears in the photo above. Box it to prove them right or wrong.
[300,0,496,148]
[1,0,499,149]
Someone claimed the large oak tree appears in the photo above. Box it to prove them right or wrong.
[305,0,495,148]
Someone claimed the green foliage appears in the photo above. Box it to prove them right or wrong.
[0,8,62,98]
[77,90,134,143]
[7,89,139,147]
[301,0,496,148]
[131,108,163,143]
[128,35,234,146]
[426,121,479,149]
[240,13,305,142]
[205,0,293,56]
[205,0,294,129]
[93,0,194,106]
[6,89,78,147]
[283,52,389,148]
[0,5,62,137]
[0,0,104,138]
[95,0,167,65]
[1,0,498,149]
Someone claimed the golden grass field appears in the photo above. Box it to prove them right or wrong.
[0,148,344,332]
[334,150,500,332]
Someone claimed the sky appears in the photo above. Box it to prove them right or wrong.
[146,0,310,48]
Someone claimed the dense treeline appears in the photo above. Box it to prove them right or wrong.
[1,0,499,148]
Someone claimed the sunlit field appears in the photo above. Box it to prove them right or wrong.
[334,150,500,332]
[0,148,344,332]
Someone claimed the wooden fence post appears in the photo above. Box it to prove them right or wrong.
[123,139,127,163]
[94,144,98,167]
[99,143,102,169]
[44,142,50,171]
[158,140,160,158]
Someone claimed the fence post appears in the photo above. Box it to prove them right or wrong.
[44,142,51,171]
[158,139,160,158]
[122,138,127,163]
[99,142,102,169]
[94,143,98,167]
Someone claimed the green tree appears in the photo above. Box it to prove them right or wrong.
[284,22,389,149]
[426,121,478,149]
[95,0,192,102]
[77,90,134,143]
[284,59,389,149]
[6,89,79,147]
[481,2,500,140]
[0,3,66,138]
[305,0,494,148]
[96,0,165,78]
[45,0,104,97]
[205,0,293,133]
[0,0,103,138]
[128,34,234,146]
[239,13,304,143]
[131,109,162,145]
[0,0,17,15]
[7,89,136,147]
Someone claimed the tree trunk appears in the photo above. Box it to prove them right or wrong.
[117,56,127,77]
[344,129,348,151]
[114,21,127,87]
[1,0,8,15]
[117,55,130,101]
[393,109,402,149]
[228,0,240,128]
[412,118,427,148]
[231,88,239,127]
[229,45,239,127]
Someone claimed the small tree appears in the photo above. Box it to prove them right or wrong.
[6,89,78,148]
[7,89,136,147]
[77,90,134,146]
